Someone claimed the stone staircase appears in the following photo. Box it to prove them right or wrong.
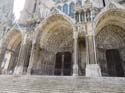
[0,75,125,93]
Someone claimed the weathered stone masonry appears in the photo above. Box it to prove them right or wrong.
[0,0,125,77]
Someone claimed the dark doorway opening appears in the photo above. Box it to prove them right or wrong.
[54,52,72,76]
[106,49,124,77]
[78,39,86,76]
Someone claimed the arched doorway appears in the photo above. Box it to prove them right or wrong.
[31,13,74,75]
[95,9,125,77]
[1,29,22,74]
[96,25,125,77]
[54,52,72,76]
[106,49,124,77]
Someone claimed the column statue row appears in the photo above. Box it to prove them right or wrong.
[14,34,31,75]
[73,31,79,76]
[0,38,6,74]
[0,28,101,77]
[84,8,102,76]
[72,29,101,77]
[85,33,101,77]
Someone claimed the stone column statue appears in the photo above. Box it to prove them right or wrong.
[14,33,30,75]
[85,23,101,77]
[73,31,79,76]
[26,42,37,75]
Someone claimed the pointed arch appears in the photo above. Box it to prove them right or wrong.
[1,27,23,74]
[34,12,75,43]
[95,2,125,77]
[94,2,125,35]
[31,12,75,75]
[3,27,22,51]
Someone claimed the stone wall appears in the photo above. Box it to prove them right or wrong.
[0,0,14,23]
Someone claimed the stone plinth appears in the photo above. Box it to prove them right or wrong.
[86,64,101,77]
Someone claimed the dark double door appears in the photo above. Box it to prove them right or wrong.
[106,49,124,77]
[54,52,72,76]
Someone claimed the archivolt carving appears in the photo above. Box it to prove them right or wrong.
[30,13,74,75]
[96,25,125,49]
[34,13,75,44]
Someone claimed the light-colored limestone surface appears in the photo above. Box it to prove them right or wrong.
[0,0,125,84]
[0,75,125,93]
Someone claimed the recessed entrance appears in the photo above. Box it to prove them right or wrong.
[106,49,124,77]
[54,52,72,76]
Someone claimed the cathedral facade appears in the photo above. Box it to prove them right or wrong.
[0,0,125,77]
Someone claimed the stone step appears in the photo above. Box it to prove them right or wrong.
[0,75,125,93]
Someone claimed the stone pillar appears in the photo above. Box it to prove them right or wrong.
[14,34,30,75]
[90,10,93,21]
[1,51,12,74]
[26,43,36,75]
[27,28,41,75]
[79,13,81,23]
[73,31,79,76]
[85,25,101,77]
[84,11,87,22]
[86,34,96,64]
[0,39,6,73]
